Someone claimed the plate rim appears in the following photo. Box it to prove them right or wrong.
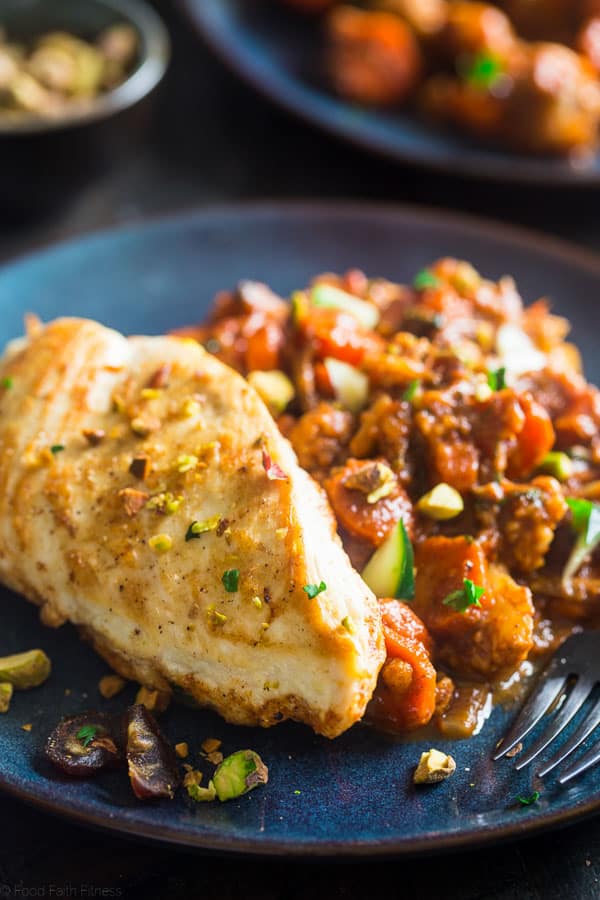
[179,0,600,187]
[2,200,600,856]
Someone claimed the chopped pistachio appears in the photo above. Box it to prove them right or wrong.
[50,444,65,455]
[135,685,171,713]
[341,616,355,634]
[537,451,573,482]
[147,492,183,515]
[82,428,105,446]
[175,742,189,759]
[413,749,456,784]
[0,682,13,713]
[252,596,263,609]
[1,376,14,389]
[187,778,217,803]
[417,483,464,520]
[176,454,198,473]
[148,533,172,553]
[207,606,227,626]
[0,649,51,689]
[207,750,224,765]
[181,398,202,418]
[140,388,163,400]
[185,516,220,541]
[118,488,149,517]
[343,461,396,504]
[98,674,126,699]
[201,737,222,754]
[213,750,269,802]
[131,416,160,437]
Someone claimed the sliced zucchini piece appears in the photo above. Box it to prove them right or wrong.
[361,519,414,600]
[323,357,369,413]
[311,284,380,330]
[248,370,295,416]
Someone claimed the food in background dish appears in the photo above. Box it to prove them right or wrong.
[0,317,383,739]
[0,24,138,120]
[278,0,600,156]
[180,258,600,738]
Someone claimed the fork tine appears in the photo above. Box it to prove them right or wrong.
[537,695,600,778]
[492,664,568,761]
[514,677,594,771]
[558,741,600,784]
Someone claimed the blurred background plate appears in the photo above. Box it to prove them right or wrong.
[2,203,600,857]
[181,0,600,186]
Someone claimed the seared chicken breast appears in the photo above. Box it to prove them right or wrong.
[0,318,384,737]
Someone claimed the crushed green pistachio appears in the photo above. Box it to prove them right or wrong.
[207,606,227,626]
[0,376,14,389]
[212,750,269,802]
[341,616,355,634]
[181,398,202,418]
[50,444,65,455]
[185,516,221,541]
[148,533,172,553]
[147,492,183,515]
[176,454,198,473]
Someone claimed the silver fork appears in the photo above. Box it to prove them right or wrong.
[493,631,600,784]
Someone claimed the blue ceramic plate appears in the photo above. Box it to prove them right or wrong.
[2,204,600,857]
[181,0,600,186]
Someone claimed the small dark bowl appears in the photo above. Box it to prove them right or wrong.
[0,0,170,221]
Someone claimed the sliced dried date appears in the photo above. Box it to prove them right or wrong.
[125,703,180,800]
[45,712,123,777]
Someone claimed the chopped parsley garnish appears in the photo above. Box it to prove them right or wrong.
[403,379,421,403]
[413,269,441,291]
[76,724,98,748]
[563,497,600,583]
[303,581,327,599]
[222,568,240,592]
[463,52,504,90]
[1,376,13,389]
[185,516,220,541]
[487,367,507,392]
[50,444,65,454]
[517,791,540,806]
[442,578,484,613]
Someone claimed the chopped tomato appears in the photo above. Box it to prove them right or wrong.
[324,458,413,545]
[368,599,437,732]
[245,321,285,372]
[508,393,555,479]
[304,307,384,366]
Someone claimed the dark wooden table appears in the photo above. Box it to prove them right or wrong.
[2,2,600,897]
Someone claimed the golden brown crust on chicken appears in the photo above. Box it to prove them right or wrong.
[0,318,384,737]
